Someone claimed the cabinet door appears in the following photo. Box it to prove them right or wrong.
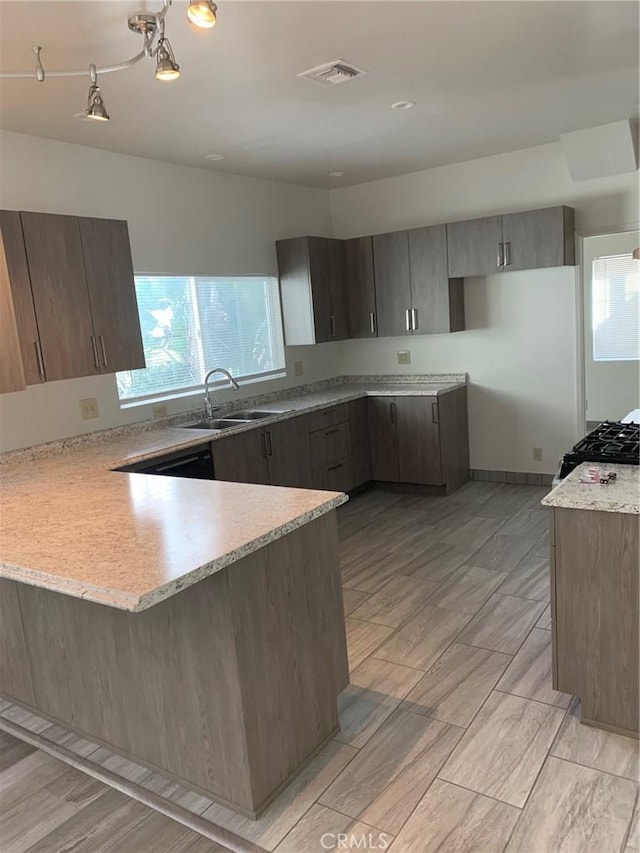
[501,206,575,272]
[0,211,43,387]
[79,218,145,374]
[446,215,503,278]
[344,237,377,338]
[436,387,469,492]
[307,238,334,343]
[396,397,443,485]
[276,238,316,346]
[368,396,399,481]
[20,212,98,381]
[266,415,312,488]
[211,430,270,485]
[349,399,371,487]
[408,224,464,334]
[372,232,412,338]
[0,230,26,393]
[328,239,349,340]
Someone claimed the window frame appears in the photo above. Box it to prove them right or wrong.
[117,272,287,409]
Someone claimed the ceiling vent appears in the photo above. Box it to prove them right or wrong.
[297,59,367,87]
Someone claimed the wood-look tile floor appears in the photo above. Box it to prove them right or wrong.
[2,483,638,853]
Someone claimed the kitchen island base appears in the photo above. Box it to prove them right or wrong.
[0,512,349,817]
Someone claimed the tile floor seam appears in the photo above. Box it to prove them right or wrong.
[493,688,572,711]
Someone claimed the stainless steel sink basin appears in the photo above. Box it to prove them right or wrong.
[225,409,287,420]
[184,418,250,431]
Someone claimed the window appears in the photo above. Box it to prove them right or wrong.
[117,276,285,405]
[592,254,639,361]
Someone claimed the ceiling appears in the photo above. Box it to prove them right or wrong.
[0,1,638,188]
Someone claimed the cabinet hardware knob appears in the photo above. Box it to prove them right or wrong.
[90,335,100,370]
[98,335,108,367]
[34,340,45,378]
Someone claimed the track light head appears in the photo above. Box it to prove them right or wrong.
[187,0,217,28]
[155,35,180,80]
[75,64,110,121]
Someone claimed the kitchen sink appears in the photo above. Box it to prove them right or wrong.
[184,418,250,431]
[225,409,288,420]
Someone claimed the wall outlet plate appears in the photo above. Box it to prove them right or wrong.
[152,404,168,419]
[397,350,411,365]
[533,447,543,462]
[294,360,304,376]
[79,398,99,420]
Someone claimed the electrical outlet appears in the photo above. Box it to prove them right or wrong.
[79,398,99,420]
[397,350,411,365]
[533,447,543,462]
[294,360,304,376]
[152,404,168,419]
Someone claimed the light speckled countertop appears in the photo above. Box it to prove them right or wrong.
[0,378,465,612]
[542,463,639,515]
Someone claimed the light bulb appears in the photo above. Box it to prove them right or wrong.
[187,0,217,29]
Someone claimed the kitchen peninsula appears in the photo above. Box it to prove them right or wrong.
[0,424,349,818]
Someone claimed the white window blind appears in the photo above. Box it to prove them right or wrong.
[117,276,285,405]
[592,254,640,361]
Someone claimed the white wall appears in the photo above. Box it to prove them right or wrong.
[330,141,639,474]
[0,131,338,451]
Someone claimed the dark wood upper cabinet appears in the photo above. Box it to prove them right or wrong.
[0,211,42,390]
[501,206,575,271]
[276,236,348,345]
[371,231,412,338]
[20,212,99,382]
[344,237,377,338]
[447,206,575,278]
[79,218,145,374]
[408,225,464,335]
[446,215,503,278]
[0,210,145,391]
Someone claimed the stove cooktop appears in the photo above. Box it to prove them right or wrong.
[560,421,640,478]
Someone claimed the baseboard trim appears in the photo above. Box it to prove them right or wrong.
[470,469,554,487]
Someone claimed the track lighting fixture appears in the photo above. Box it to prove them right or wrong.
[76,64,110,121]
[155,27,180,81]
[187,0,218,29]
[1,0,218,120]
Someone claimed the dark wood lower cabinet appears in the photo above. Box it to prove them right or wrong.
[266,415,312,488]
[349,399,371,487]
[211,429,270,484]
[367,390,469,493]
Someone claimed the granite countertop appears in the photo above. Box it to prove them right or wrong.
[542,463,640,515]
[0,376,466,612]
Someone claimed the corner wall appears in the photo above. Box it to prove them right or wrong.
[0,131,336,451]
[329,141,639,474]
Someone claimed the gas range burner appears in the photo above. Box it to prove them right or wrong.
[559,420,640,479]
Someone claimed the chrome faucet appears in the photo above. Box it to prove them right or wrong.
[203,368,240,418]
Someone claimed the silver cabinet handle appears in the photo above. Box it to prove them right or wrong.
[90,335,100,369]
[405,309,411,332]
[327,463,343,472]
[265,430,273,457]
[34,340,45,378]
[432,401,439,424]
[329,315,336,337]
[369,312,376,335]
[98,335,108,367]
[411,308,418,331]
[504,241,511,267]
[390,402,397,423]
[324,428,340,437]
[497,242,504,267]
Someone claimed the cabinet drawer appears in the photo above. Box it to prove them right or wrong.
[310,421,350,468]
[308,403,350,432]
[311,457,354,493]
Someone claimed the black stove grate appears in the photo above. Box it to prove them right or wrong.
[559,421,640,478]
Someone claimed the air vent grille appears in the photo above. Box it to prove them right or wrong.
[297,60,367,87]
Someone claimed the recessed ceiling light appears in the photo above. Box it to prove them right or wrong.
[205,154,223,160]
[329,171,344,177]
[391,100,416,111]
